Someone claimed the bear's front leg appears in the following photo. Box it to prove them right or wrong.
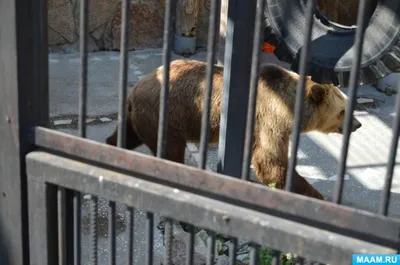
[251,145,324,200]
[251,145,289,190]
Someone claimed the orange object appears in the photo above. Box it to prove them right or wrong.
[262,42,276,53]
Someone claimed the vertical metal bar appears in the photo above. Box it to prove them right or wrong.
[58,188,67,265]
[228,238,237,265]
[127,207,134,265]
[197,0,221,258]
[80,0,98,254]
[249,244,259,265]
[156,0,176,158]
[146,212,154,265]
[271,250,280,265]
[199,0,221,169]
[112,0,131,263]
[206,232,216,265]
[117,0,130,149]
[217,0,257,177]
[78,0,88,138]
[75,0,89,258]
[74,0,89,263]
[296,257,305,265]
[65,191,75,265]
[334,0,368,204]
[90,196,98,265]
[108,201,116,265]
[241,0,266,180]
[163,218,173,265]
[285,0,316,192]
[73,193,81,265]
[157,0,175,264]
[185,224,194,265]
[34,0,49,127]
[379,79,400,215]
[28,181,58,265]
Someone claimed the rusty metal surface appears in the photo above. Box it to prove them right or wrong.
[32,126,400,248]
[26,150,398,265]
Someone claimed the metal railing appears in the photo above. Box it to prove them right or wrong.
[0,0,399,264]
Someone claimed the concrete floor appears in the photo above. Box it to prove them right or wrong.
[48,48,400,264]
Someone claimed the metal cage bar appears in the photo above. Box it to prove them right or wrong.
[199,0,221,170]
[185,222,195,265]
[285,0,316,192]
[89,195,98,265]
[73,0,90,262]
[197,0,222,261]
[228,238,238,265]
[157,0,177,264]
[242,0,267,181]
[249,244,259,265]
[380,77,400,215]
[217,0,257,177]
[108,200,116,265]
[117,0,130,151]
[334,0,369,204]
[78,0,89,140]
[157,0,176,159]
[57,188,67,265]
[146,211,154,265]
[206,231,216,265]
[127,205,135,265]
[28,180,58,265]
[116,0,131,263]
[272,250,280,265]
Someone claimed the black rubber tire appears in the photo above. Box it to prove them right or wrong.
[263,0,400,87]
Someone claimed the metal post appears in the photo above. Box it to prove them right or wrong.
[217,0,258,177]
[0,0,48,263]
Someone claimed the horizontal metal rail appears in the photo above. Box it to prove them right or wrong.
[31,126,400,249]
[26,150,398,265]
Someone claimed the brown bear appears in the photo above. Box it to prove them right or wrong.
[105,59,362,200]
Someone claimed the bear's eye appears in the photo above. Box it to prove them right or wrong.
[340,110,345,116]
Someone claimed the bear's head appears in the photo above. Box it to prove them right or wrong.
[257,63,362,135]
[306,82,362,134]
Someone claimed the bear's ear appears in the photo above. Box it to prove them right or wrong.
[307,84,326,104]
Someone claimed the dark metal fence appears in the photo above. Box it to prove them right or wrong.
[0,0,400,264]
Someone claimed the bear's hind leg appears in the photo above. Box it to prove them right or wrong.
[144,129,186,164]
[293,172,324,200]
[106,120,143,150]
[165,130,186,164]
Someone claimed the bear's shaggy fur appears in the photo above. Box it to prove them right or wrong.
[106,59,362,200]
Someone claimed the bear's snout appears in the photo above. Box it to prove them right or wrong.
[351,117,362,132]
[338,116,362,133]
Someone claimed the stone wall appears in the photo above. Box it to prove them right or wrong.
[48,0,211,52]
